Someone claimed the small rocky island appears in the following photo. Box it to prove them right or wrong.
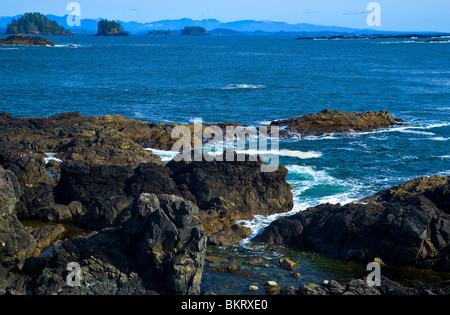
[6,12,71,35]
[271,109,404,138]
[181,26,208,35]
[95,19,129,37]
[0,35,55,46]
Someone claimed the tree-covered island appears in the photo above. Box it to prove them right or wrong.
[6,12,71,35]
[181,26,208,35]
[95,19,129,36]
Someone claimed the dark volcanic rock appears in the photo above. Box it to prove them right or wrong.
[124,162,182,198]
[0,35,55,46]
[76,195,133,230]
[271,109,403,138]
[0,168,36,271]
[55,160,134,205]
[362,175,450,213]
[168,151,293,218]
[0,141,55,218]
[123,194,207,294]
[289,277,450,295]
[167,151,293,245]
[0,112,163,167]
[28,224,66,257]
[30,193,207,295]
[254,175,450,271]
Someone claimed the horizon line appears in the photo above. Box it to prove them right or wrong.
[1,12,449,34]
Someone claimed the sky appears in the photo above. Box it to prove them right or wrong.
[2,0,450,32]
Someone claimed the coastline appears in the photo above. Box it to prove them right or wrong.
[1,111,449,295]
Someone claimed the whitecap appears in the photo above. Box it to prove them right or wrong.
[44,153,63,164]
[235,149,322,159]
[430,137,450,141]
[222,84,266,90]
[144,148,179,162]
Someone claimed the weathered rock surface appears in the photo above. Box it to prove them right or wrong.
[271,109,404,138]
[254,175,450,271]
[167,151,293,218]
[56,152,292,246]
[123,194,207,294]
[28,224,66,257]
[281,277,450,295]
[29,193,207,295]
[0,168,36,271]
[167,151,293,245]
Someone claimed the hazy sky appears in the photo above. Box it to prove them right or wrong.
[2,0,450,32]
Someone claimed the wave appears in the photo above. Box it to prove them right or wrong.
[235,149,321,159]
[144,148,179,162]
[379,40,450,44]
[147,147,322,162]
[222,84,266,90]
[430,137,450,141]
[239,164,362,241]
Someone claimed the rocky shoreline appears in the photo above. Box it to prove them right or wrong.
[254,175,450,271]
[1,111,449,295]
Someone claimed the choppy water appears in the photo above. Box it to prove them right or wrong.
[1,34,449,293]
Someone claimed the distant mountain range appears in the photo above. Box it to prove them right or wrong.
[0,14,447,36]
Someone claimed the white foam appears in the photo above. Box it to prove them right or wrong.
[235,149,322,159]
[239,164,364,242]
[431,137,450,141]
[222,84,266,90]
[44,153,63,164]
[144,148,179,162]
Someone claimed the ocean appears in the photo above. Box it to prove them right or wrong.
[1,34,449,294]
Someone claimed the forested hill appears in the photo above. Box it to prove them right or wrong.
[6,12,71,35]
[95,19,129,36]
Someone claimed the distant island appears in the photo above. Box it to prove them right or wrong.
[6,12,71,35]
[296,33,450,41]
[181,26,207,36]
[1,14,449,37]
[148,29,172,36]
[95,19,129,36]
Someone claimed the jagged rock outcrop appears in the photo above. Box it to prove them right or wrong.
[57,152,293,246]
[0,168,36,272]
[168,151,293,218]
[29,193,207,295]
[254,175,450,271]
[167,151,293,245]
[282,277,450,295]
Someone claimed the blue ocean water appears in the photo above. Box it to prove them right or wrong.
[1,35,449,293]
